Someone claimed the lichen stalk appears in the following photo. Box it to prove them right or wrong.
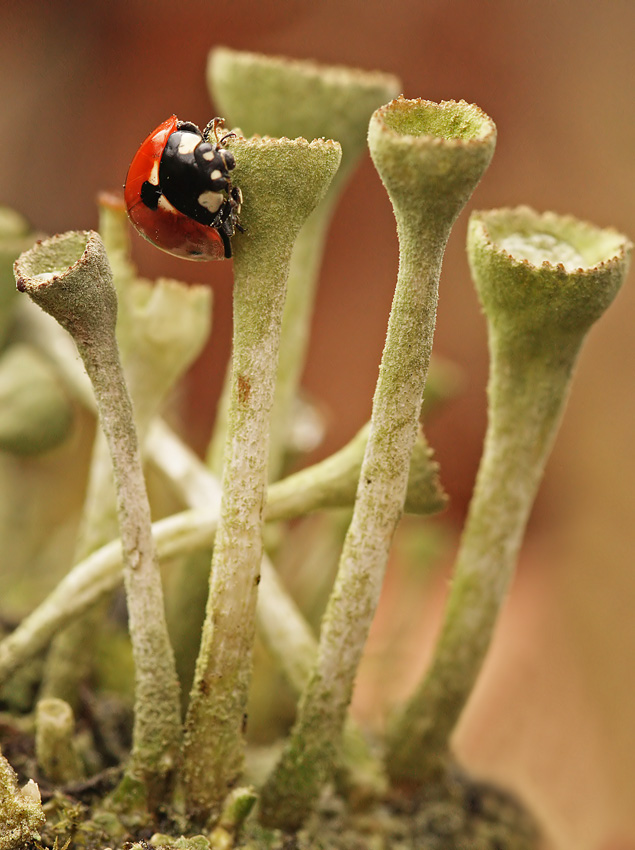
[0,507,217,685]
[0,415,439,691]
[41,204,211,709]
[181,136,341,824]
[266,207,333,478]
[14,231,182,807]
[259,98,496,828]
[35,697,83,783]
[387,206,632,784]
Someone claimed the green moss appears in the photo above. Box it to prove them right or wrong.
[0,754,45,849]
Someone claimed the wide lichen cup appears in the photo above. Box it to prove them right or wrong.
[15,230,92,286]
[387,207,631,787]
[209,47,399,183]
[14,230,117,344]
[468,206,632,337]
[368,97,497,233]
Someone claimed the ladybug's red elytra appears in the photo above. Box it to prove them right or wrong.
[124,115,243,261]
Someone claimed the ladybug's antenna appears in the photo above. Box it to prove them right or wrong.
[203,117,237,149]
[203,117,226,145]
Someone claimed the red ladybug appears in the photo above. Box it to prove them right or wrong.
[124,115,243,260]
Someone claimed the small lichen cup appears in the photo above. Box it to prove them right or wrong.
[470,206,631,338]
[387,206,632,784]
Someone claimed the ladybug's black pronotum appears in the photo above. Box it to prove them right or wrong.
[124,115,243,260]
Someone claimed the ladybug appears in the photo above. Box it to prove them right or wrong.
[124,115,243,260]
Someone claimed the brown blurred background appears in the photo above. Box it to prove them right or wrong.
[1,2,634,848]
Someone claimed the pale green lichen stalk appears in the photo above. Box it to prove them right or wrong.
[0,413,444,689]
[206,47,400,479]
[181,135,342,824]
[267,421,446,520]
[259,97,496,829]
[387,206,632,784]
[41,198,212,708]
[13,231,182,809]
[35,697,83,784]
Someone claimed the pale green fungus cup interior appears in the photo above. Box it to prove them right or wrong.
[481,207,628,272]
[17,231,89,283]
[380,98,494,142]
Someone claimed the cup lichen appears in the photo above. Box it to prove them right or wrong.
[14,231,183,810]
[386,206,631,784]
[181,134,342,824]
[259,96,496,829]
[0,45,629,850]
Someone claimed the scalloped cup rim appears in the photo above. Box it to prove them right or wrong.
[14,230,94,291]
[228,134,341,149]
[210,45,401,91]
[470,205,632,275]
[371,96,497,146]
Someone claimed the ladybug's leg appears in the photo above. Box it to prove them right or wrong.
[217,225,232,259]
[212,199,237,259]
[228,186,245,232]
[212,200,230,228]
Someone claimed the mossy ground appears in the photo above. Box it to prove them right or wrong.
[2,689,538,850]
[20,777,539,850]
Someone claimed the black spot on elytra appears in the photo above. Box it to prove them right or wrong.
[140,180,162,210]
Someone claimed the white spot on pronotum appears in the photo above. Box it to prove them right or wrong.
[202,150,216,161]
[198,191,223,213]
[178,133,201,155]
[210,169,222,181]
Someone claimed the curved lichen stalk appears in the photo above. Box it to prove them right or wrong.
[0,398,443,687]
